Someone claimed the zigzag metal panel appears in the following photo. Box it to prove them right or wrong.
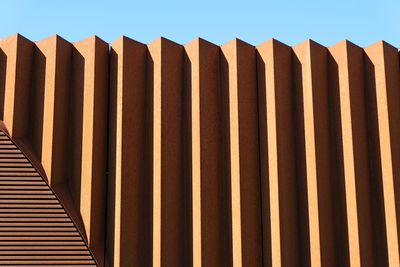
[0,34,108,266]
[1,34,400,266]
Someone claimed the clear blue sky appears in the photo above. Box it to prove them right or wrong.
[1,0,399,47]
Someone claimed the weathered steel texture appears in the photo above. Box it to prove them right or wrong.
[0,127,97,266]
[109,37,400,267]
[0,34,108,266]
[1,34,400,267]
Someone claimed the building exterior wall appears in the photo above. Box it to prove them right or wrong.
[0,34,108,266]
[0,34,400,267]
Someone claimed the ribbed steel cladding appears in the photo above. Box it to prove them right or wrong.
[0,34,400,267]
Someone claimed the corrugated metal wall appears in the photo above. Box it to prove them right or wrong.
[0,34,108,266]
[1,34,400,267]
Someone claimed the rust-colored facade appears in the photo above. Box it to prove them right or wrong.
[0,126,97,266]
[0,34,400,267]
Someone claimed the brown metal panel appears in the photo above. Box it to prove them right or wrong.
[108,36,151,267]
[148,37,190,267]
[32,35,72,187]
[293,40,337,267]
[0,34,34,138]
[185,38,231,267]
[0,129,97,266]
[364,41,400,267]
[329,41,376,267]
[257,39,301,267]
[72,36,108,266]
[221,39,263,267]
